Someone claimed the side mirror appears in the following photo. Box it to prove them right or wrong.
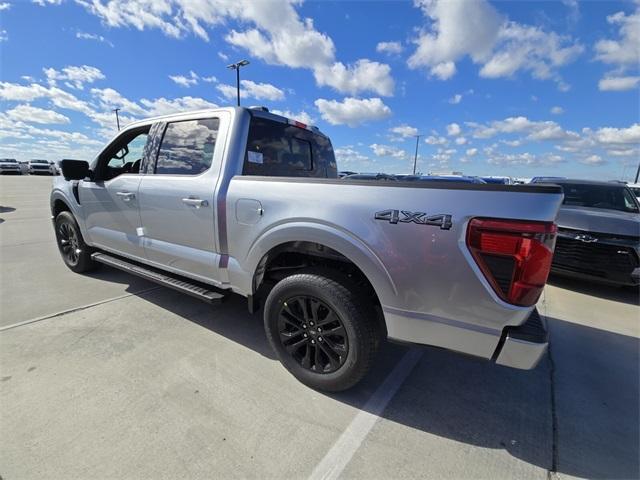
[60,159,91,181]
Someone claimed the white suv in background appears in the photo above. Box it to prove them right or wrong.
[28,159,55,175]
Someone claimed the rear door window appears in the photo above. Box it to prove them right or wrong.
[155,118,219,175]
[243,116,337,178]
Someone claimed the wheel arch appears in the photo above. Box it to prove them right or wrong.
[244,222,397,309]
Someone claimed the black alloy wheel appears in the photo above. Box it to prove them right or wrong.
[54,211,96,273]
[58,221,81,266]
[278,295,349,374]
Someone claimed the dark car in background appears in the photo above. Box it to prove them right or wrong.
[551,180,640,286]
[342,173,398,181]
[481,176,512,184]
[530,176,567,183]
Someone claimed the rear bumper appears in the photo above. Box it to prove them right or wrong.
[494,309,548,369]
[384,306,547,370]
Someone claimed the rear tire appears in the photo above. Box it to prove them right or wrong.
[54,211,97,273]
[264,270,380,392]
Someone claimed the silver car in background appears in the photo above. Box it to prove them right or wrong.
[0,158,22,175]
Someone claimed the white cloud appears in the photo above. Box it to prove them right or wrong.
[466,148,478,157]
[6,104,71,124]
[169,71,199,87]
[430,61,456,80]
[44,65,105,89]
[335,146,371,164]
[446,122,461,136]
[594,9,640,68]
[408,0,500,77]
[389,124,418,139]
[139,97,218,117]
[408,0,582,86]
[594,7,640,91]
[449,94,462,104]
[487,152,565,167]
[0,29,7,42]
[370,143,407,159]
[0,3,10,10]
[467,116,576,141]
[455,136,467,145]
[598,76,640,91]
[270,109,314,125]
[217,79,285,101]
[58,0,393,96]
[76,31,114,47]
[478,22,583,85]
[425,135,448,145]
[218,51,229,61]
[550,106,564,115]
[376,41,403,55]
[593,124,640,144]
[90,87,148,116]
[313,60,394,96]
[581,154,605,165]
[314,97,391,127]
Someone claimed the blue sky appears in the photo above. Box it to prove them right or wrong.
[0,0,638,180]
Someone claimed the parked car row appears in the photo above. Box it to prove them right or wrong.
[0,158,60,175]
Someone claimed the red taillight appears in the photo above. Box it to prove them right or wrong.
[466,218,557,307]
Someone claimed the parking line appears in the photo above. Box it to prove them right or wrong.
[309,348,424,480]
[0,286,162,332]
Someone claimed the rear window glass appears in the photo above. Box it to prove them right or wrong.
[243,116,337,178]
[558,183,639,213]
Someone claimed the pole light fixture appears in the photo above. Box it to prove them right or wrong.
[227,60,250,107]
[113,108,121,131]
[413,134,424,175]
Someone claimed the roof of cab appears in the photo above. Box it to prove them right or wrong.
[124,106,327,137]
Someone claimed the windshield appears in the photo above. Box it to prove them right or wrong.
[630,187,640,197]
[31,160,49,164]
[558,182,639,213]
[1,158,17,163]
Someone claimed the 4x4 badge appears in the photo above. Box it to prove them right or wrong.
[375,210,452,230]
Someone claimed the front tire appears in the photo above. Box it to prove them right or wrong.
[264,270,380,392]
[54,211,97,273]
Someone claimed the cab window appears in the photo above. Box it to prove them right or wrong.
[154,118,219,175]
[96,126,150,181]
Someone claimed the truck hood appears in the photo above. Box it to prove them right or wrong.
[557,205,640,237]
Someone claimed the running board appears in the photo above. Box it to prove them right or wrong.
[91,252,228,304]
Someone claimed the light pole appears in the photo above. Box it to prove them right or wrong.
[227,60,250,106]
[412,134,423,175]
[112,108,121,131]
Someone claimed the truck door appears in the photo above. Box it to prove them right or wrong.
[79,125,150,260]
[137,115,227,285]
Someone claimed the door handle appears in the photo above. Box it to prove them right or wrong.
[182,197,209,208]
[116,191,135,201]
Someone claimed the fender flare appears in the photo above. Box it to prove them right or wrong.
[50,189,90,242]
[243,221,398,305]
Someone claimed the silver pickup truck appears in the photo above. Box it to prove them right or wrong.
[51,107,563,391]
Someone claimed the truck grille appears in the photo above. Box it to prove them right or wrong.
[553,236,639,278]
